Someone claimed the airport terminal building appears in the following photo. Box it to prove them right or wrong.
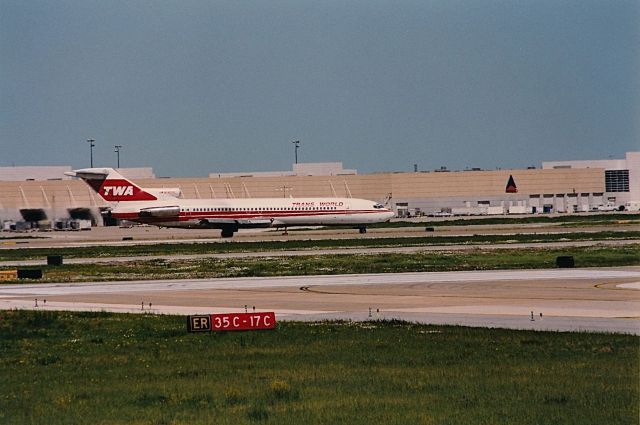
[0,152,637,228]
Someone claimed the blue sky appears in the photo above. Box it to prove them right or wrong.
[1,0,638,176]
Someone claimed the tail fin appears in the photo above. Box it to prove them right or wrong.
[66,168,157,202]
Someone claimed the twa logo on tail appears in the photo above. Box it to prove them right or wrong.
[65,168,158,202]
[103,186,134,197]
[98,179,157,201]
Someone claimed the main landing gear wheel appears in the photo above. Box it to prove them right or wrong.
[221,229,235,238]
[359,226,367,234]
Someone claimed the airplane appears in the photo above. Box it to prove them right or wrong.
[66,168,395,237]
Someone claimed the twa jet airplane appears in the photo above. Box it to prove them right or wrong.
[67,168,394,237]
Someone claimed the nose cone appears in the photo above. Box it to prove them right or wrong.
[383,210,395,221]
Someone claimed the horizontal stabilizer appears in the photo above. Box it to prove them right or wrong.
[65,168,109,179]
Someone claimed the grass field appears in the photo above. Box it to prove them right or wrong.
[0,231,640,261]
[0,310,637,425]
[366,212,640,229]
[0,230,638,262]
[2,244,638,283]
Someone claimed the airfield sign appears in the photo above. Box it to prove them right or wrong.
[187,312,276,332]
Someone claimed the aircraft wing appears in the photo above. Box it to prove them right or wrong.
[198,218,274,229]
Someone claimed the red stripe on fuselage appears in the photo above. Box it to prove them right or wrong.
[112,209,383,222]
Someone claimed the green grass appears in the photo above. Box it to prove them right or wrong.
[1,230,638,262]
[366,213,640,228]
[0,311,637,425]
[4,244,639,283]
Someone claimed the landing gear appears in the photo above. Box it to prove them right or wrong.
[220,226,238,238]
[274,225,289,235]
[359,226,367,234]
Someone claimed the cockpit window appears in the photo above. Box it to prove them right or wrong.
[373,203,384,209]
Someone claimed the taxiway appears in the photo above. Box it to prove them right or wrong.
[1,268,638,334]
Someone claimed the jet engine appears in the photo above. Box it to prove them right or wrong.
[138,206,180,218]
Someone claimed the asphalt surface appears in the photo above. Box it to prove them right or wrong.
[2,221,638,334]
[2,268,638,334]
[1,220,637,249]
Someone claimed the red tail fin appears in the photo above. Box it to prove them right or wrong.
[67,168,157,202]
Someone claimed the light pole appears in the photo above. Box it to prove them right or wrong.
[292,140,300,164]
[277,185,292,198]
[114,145,122,168]
[87,139,95,167]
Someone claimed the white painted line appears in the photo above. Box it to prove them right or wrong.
[617,282,640,290]
[1,268,639,297]
[0,299,337,316]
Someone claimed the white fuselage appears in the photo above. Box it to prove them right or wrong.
[111,197,394,229]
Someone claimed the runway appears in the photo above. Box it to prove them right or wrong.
[2,219,637,250]
[1,268,638,334]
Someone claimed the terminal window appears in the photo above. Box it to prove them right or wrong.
[605,170,630,192]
